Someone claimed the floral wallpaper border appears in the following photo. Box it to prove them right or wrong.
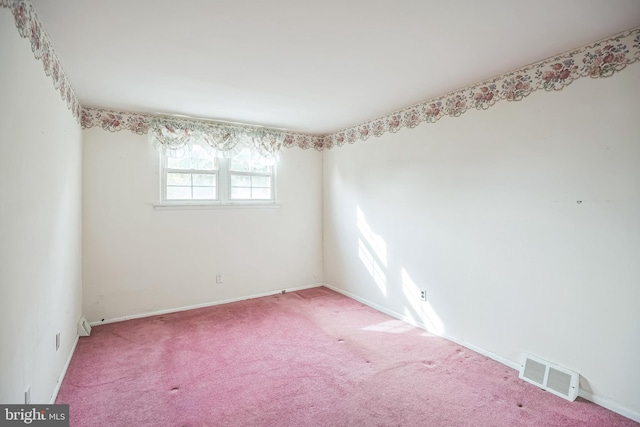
[323,27,640,149]
[1,0,82,122]
[81,108,327,151]
[3,0,639,150]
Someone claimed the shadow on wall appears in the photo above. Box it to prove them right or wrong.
[356,206,444,336]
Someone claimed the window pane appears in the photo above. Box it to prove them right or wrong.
[166,149,216,171]
[167,173,192,186]
[250,151,271,173]
[193,186,216,200]
[167,186,192,200]
[251,176,271,187]
[230,174,251,187]
[190,144,210,158]
[193,173,215,186]
[252,164,271,173]
[229,171,272,200]
[167,157,192,169]
[229,147,273,173]
[230,187,251,199]
[252,188,271,199]
[191,158,215,170]
[230,148,251,172]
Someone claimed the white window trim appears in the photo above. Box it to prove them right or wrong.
[153,203,281,210]
[154,155,279,210]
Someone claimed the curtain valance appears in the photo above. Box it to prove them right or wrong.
[149,117,284,164]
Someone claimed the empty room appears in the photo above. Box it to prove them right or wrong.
[1,0,639,425]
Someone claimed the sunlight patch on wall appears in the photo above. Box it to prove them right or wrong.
[358,240,387,296]
[357,207,387,267]
[401,268,444,335]
[357,207,388,296]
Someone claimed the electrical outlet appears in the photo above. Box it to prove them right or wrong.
[25,386,31,404]
[56,332,60,351]
[216,273,223,284]
[420,290,427,301]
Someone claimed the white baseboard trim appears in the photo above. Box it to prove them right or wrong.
[49,333,79,404]
[578,389,640,423]
[323,283,639,423]
[323,283,518,370]
[89,283,324,326]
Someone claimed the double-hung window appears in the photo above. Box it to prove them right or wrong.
[160,145,276,205]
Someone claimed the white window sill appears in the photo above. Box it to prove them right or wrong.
[153,202,281,210]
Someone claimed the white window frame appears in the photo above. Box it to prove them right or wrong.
[156,149,278,209]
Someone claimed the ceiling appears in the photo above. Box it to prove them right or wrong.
[31,1,640,135]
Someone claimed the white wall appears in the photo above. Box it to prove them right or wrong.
[323,66,640,418]
[82,128,323,322]
[0,10,82,404]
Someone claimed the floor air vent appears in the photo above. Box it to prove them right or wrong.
[519,353,579,401]
[77,317,91,336]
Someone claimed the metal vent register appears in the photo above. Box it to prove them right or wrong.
[519,354,579,401]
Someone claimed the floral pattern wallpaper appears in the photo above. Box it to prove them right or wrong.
[3,0,639,151]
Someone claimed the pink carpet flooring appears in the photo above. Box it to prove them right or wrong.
[57,287,637,426]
